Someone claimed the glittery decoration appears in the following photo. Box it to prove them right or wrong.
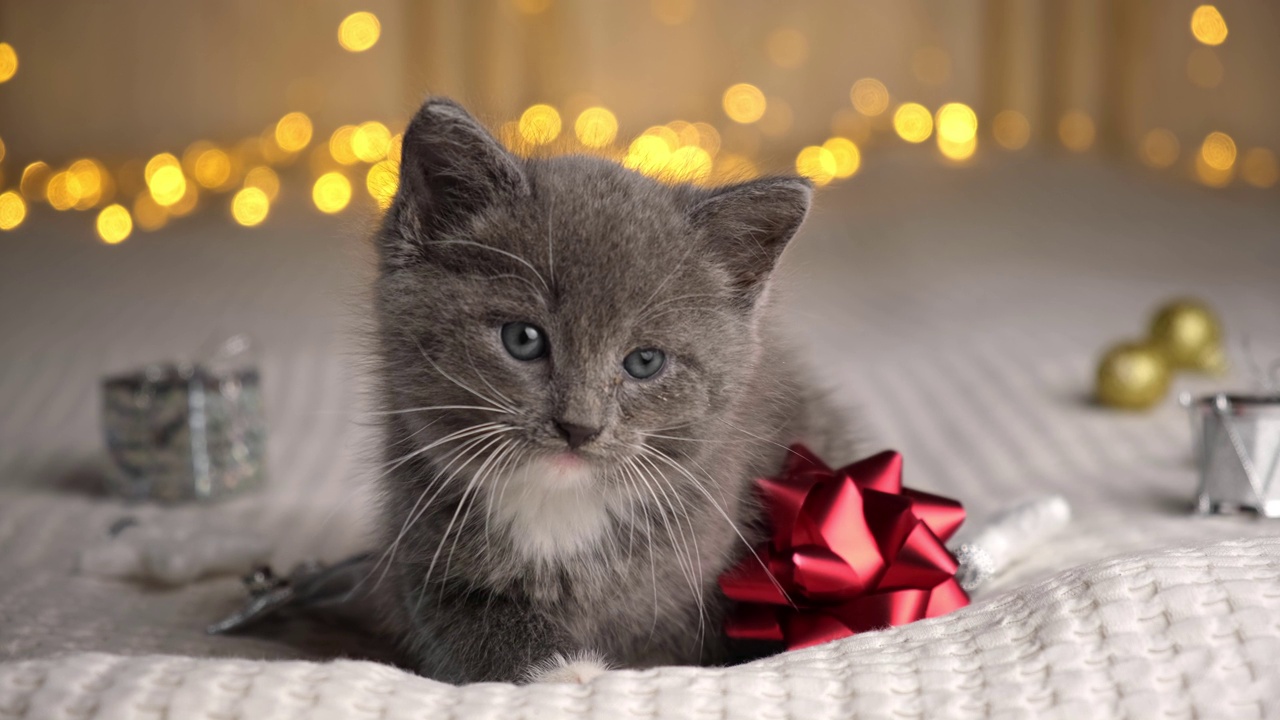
[102,338,266,502]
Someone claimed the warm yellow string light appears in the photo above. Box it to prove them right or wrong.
[1,16,1266,246]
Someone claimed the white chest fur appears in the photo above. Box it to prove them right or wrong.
[487,456,613,562]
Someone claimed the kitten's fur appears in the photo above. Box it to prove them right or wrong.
[372,97,852,683]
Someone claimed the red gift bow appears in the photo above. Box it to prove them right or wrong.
[719,445,969,650]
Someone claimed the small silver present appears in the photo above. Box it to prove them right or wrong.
[102,336,267,502]
[1184,392,1280,517]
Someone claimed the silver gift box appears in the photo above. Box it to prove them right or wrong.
[102,360,267,502]
[1184,393,1280,517]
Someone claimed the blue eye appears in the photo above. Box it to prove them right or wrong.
[623,348,665,379]
[501,322,548,361]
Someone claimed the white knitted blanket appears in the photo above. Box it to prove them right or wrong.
[2,160,1278,718]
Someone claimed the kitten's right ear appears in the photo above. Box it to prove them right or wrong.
[384,98,528,265]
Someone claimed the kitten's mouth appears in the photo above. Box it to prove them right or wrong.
[547,451,586,470]
[534,451,594,490]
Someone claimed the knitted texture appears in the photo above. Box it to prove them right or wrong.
[2,537,1279,719]
[2,161,1279,718]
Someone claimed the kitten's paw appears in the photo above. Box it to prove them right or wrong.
[525,650,611,684]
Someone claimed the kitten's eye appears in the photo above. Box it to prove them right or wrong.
[623,348,666,379]
[501,322,548,361]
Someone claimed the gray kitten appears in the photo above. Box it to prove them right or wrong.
[371,97,852,684]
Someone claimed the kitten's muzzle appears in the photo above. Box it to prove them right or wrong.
[553,419,600,449]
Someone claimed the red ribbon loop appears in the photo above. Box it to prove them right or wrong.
[719,446,969,650]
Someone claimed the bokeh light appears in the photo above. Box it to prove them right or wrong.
[68,159,105,208]
[663,146,712,183]
[232,187,270,226]
[651,0,693,25]
[938,136,977,162]
[145,153,181,183]
[148,165,187,207]
[519,104,562,145]
[20,162,50,200]
[0,191,26,230]
[352,121,392,162]
[893,102,933,143]
[387,133,404,164]
[194,148,233,189]
[1241,148,1278,188]
[313,172,352,213]
[850,78,890,117]
[1190,5,1228,46]
[822,137,861,179]
[693,122,721,155]
[624,135,672,176]
[722,83,766,124]
[1195,152,1233,187]
[643,125,680,151]
[96,204,132,245]
[260,125,296,165]
[338,11,381,52]
[992,110,1030,150]
[168,182,199,217]
[1058,111,1095,152]
[668,120,701,149]
[795,146,836,186]
[575,107,618,148]
[329,126,360,165]
[1186,48,1224,89]
[766,28,808,69]
[45,172,77,211]
[1200,131,1237,171]
[367,161,400,209]
[0,136,5,164]
[275,112,314,153]
[244,166,280,201]
[132,194,167,231]
[935,103,978,144]
[1139,128,1180,169]
[0,43,16,83]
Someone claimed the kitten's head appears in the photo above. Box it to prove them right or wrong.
[375,97,809,523]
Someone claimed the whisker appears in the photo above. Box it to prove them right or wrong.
[620,456,662,641]
[416,431,513,612]
[410,335,517,414]
[432,238,551,296]
[463,344,516,408]
[364,426,515,592]
[373,421,506,476]
[634,451,706,647]
[362,404,511,417]
[716,416,806,460]
[629,453,699,605]
[637,431,736,445]
[443,438,516,584]
[637,445,794,608]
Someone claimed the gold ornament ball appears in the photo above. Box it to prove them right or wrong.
[1096,341,1172,410]
[1149,298,1224,373]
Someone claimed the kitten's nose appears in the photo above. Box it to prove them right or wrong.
[554,420,600,449]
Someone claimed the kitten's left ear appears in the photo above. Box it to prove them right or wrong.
[689,176,813,308]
